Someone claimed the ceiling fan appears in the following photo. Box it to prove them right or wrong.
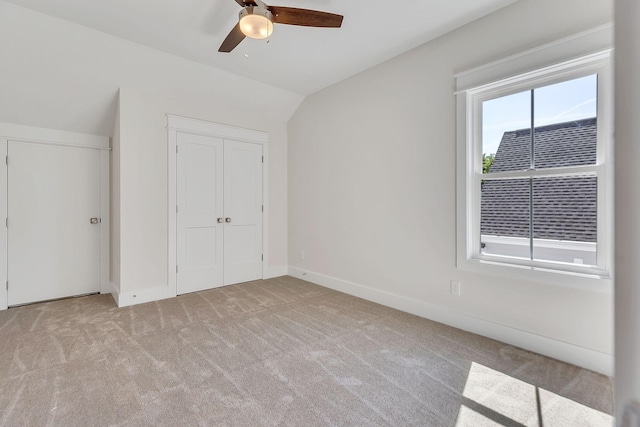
[219,0,343,53]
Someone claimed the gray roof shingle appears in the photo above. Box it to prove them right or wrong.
[481,118,597,242]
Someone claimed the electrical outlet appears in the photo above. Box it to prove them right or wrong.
[299,250,305,260]
[450,280,461,296]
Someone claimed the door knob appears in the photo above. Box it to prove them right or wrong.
[217,217,223,223]
[90,218,99,224]
[225,217,232,223]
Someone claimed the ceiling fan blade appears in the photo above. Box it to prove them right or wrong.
[233,0,246,6]
[268,7,343,28]
[218,23,246,52]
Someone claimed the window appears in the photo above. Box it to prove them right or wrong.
[456,48,612,284]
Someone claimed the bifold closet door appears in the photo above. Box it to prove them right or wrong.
[176,134,262,294]
[176,133,224,294]
[7,141,101,306]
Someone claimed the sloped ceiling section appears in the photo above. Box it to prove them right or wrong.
[0,1,304,136]
[4,0,520,96]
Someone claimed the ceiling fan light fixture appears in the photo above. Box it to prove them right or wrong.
[239,7,273,40]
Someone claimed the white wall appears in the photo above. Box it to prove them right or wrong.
[288,0,613,373]
[614,0,640,421]
[116,88,290,297]
[0,1,301,301]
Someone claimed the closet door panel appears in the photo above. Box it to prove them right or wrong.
[223,140,263,285]
[176,133,224,294]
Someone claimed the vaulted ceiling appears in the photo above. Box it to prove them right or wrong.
[4,0,519,95]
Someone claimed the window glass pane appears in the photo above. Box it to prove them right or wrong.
[532,176,597,266]
[482,90,531,173]
[481,178,531,259]
[533,75,598,169]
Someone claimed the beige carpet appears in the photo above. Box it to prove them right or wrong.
[0,276,613,426]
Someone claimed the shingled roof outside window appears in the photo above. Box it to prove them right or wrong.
[481,117,597,243]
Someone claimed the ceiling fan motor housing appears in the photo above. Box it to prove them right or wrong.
[239,6,274,39]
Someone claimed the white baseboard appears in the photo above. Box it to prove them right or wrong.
[288,266,613,376]
[265,266,288,279]
[115,285,175,308]
[110,268,289,308]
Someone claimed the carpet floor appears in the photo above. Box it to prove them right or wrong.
[0,276,613,426]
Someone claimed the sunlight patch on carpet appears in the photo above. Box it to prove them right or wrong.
[455,362,613,427]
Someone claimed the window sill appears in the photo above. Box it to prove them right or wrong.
[457,256,613,294]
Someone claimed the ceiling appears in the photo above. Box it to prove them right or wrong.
[4,0,519,96]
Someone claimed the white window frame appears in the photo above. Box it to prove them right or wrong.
[455,26,613,292]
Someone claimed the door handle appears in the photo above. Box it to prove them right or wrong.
[217,217,223,223]
[225,217,232,223]
[90,218,99,224]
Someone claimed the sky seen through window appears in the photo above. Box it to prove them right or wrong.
[482,74,597,157]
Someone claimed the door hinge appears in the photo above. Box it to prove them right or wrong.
[261,156,264,163]
[5,218,6,228]
[176,205,179,214]
[176,145,179,154]
[176,265,179,273]
[261,205,263,212]
[261,254,264,261]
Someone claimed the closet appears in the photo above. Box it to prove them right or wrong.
[170,116,265,295]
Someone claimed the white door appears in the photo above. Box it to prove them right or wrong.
[223,140,263,285]
[176,135,262,294]
[7,141,101,306]
[176,133,224,294]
